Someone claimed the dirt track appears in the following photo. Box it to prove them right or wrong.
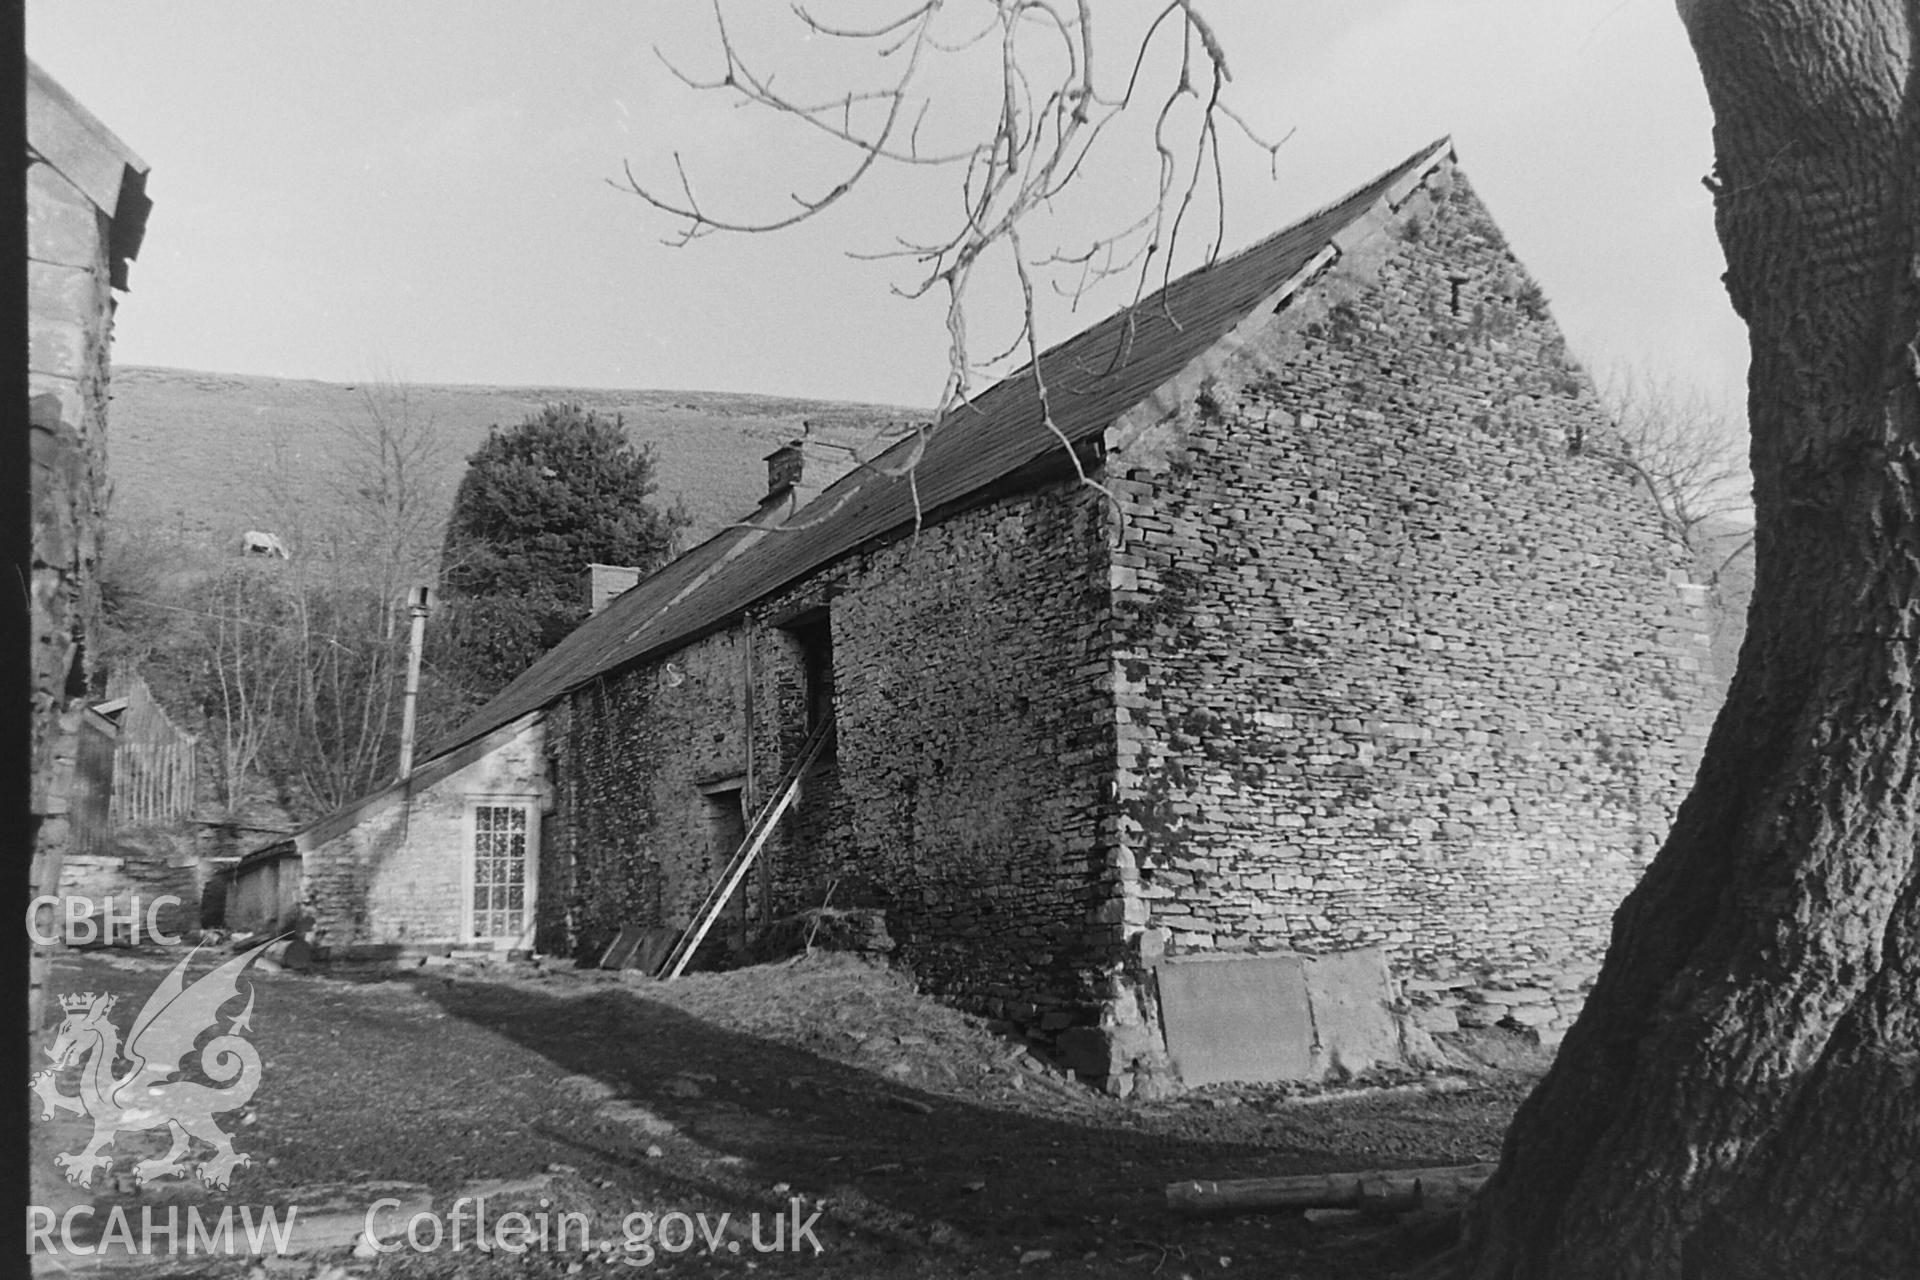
[30,949,1542,1278]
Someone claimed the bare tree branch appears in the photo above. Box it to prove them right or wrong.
[617,1,1288,448]
[1593,363,1754,581]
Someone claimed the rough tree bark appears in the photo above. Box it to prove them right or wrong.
[1458,1,1919,1276]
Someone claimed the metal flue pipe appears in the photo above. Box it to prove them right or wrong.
[397,584,433,782]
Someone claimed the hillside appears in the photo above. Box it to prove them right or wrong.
[106,365,919,550]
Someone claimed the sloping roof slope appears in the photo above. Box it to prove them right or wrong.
[426,138,1452,763]
[242,711,544,867]
[28,59,152,287]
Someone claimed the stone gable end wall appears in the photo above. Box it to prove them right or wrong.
[1102,165,1711,1032]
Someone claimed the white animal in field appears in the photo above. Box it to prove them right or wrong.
[241,531,290,559]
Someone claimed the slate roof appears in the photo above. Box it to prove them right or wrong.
[423,137,1453,766]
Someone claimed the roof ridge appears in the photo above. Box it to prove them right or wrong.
[417,138,1458,768]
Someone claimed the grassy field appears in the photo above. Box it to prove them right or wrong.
[103,364,1750,684]
[106,365,919,551]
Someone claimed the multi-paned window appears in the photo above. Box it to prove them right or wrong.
[471,804,529,941]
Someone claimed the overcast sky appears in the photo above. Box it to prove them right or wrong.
[29,1,1744,414]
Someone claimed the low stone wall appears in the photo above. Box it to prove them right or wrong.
[56,824,203,937]
[1401,954,1604,1048]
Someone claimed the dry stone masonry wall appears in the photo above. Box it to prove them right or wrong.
[1402,955,1604,1049]
[554,632,774,958]
[555,481,1118,1026]
[1097,164,1711,1069]
[552,578,860,963]
[830,485,1116,1025]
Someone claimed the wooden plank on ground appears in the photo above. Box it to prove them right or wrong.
[1165,1163,1497,1217]
[599,926,646,970]
[632,928,679,975]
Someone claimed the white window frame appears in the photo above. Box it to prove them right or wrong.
[463,797,540,947]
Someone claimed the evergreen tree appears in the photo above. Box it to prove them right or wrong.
[438,404,687,698]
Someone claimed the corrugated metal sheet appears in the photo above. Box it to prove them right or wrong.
[424,139,1449,766]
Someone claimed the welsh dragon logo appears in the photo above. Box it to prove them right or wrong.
[33,945,269,1190]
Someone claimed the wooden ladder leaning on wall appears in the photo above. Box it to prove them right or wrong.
[655,715,837,981]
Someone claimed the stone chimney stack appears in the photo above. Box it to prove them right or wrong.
[763,428,862,512]
[587,563,642,616]
[765,441,807,497]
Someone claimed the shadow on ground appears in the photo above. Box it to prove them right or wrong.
[30,952,1517,1277]
[413,972,1500,1275]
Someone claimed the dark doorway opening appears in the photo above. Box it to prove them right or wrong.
[699,782,750,950]
[785,611,835,755]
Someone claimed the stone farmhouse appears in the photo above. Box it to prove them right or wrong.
[238,139,1711,1089]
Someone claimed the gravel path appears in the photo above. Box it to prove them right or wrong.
[30,949,1542,1278]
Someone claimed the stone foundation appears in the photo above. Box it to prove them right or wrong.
[1402,955,1602,1048]
[56,824,204,938]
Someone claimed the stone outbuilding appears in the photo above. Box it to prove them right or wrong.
[230,714,548,946]
[255,140,1712,1087]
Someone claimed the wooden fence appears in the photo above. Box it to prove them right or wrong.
[110,735,196,827]
[72,673,197,852]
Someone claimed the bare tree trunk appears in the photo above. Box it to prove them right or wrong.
[1459,2,1919,1276]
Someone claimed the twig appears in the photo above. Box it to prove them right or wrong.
[618,1,1289,497]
